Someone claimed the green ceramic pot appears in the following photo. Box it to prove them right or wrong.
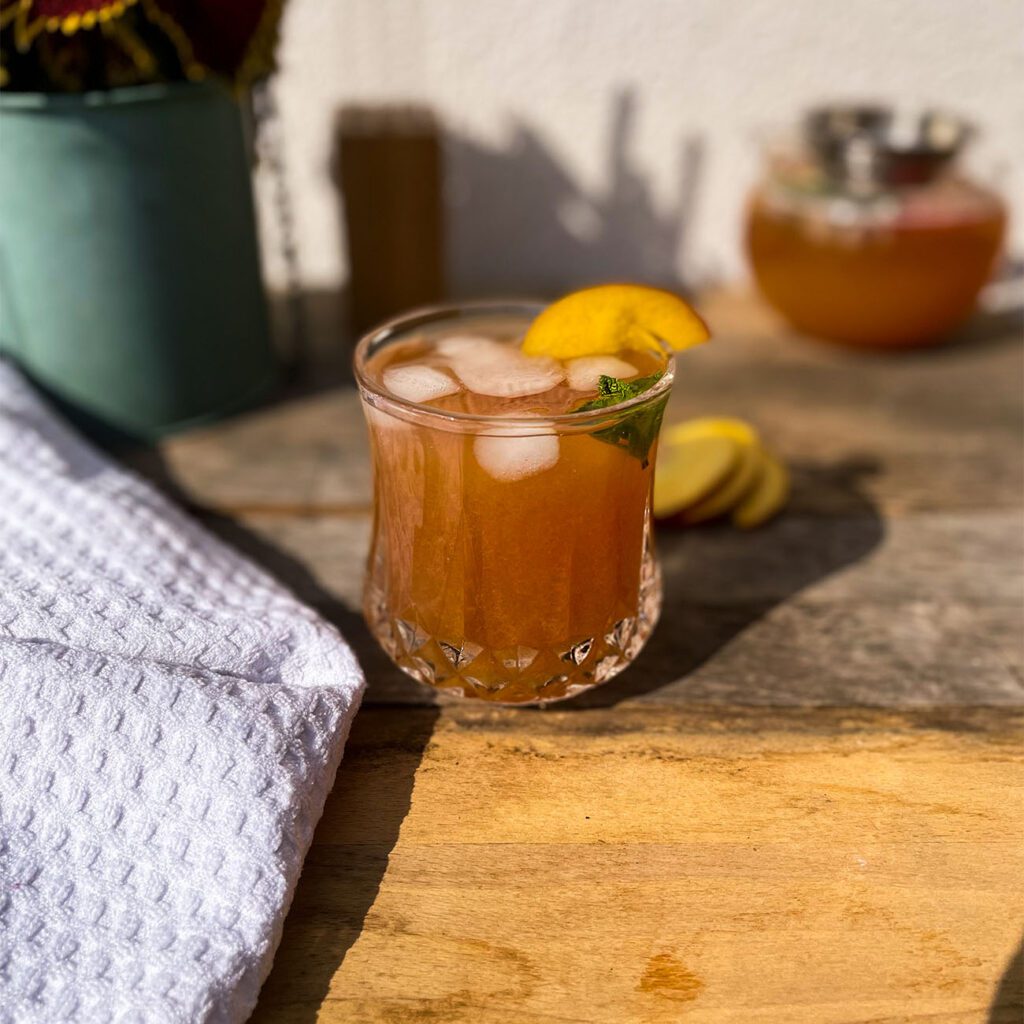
[0,80,276,441]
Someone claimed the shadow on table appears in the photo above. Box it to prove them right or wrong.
[962,258,1024,355]
[569,456,886,709]
[947,302,1024,353]
[199,510,440,1023]
[131,455,438,1022]
[249,704,440,1024]
[989,933,1024,1023]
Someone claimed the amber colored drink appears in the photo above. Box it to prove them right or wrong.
[747,184,1006,346]
[354,304,672,704]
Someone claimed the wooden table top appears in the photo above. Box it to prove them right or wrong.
[143,290,1023,1023]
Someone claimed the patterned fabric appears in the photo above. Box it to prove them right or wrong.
[0,363,365,1023]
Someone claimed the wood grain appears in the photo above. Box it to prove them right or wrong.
[250,706,1024,1024]
[136,290,1023,1022]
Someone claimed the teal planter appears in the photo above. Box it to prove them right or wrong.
[0,81,276,441]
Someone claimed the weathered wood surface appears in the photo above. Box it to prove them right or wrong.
[139,290,1024,1022]
[153,290,1024,518]
[143,290,1024,710]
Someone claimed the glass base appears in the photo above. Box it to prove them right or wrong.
[365,551,662,706]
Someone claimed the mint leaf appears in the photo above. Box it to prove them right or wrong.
[574,371,667,467]
[575,371,665,412]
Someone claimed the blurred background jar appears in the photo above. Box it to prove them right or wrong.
[745,106,1007,348]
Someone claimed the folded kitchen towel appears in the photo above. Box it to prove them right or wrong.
[0,362,365,1023]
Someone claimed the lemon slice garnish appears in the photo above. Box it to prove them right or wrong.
[522,284,710,359]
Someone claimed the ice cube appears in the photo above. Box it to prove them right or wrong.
[382,365,461,404]
[474,433,560,481]
[452,350,565,398]
[565,355,638,392]
[436,334,505,358]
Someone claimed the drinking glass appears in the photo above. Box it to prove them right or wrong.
[354,302,673,704]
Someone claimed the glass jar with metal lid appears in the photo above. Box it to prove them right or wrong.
[746,105,1007,347]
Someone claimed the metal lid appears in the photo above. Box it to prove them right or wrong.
[804,105,972,191]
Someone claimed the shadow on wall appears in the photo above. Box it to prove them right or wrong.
[331,88,704,333]
[446,89,704,296]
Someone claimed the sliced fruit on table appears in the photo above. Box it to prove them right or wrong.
[654,416,789,528]
[653,432,740,518]
[731,450,790,529]
[681,441,763,524]
[522,284,711,359]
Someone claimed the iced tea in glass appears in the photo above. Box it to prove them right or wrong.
[354,302,673,704]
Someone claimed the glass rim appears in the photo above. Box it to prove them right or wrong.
[352,299,675,430]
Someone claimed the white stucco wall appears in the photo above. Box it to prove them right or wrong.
[258,0,1023,295]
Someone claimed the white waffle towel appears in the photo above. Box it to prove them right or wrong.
[0,363,365,1023]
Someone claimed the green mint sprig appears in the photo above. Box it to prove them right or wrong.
[574,372,667,467]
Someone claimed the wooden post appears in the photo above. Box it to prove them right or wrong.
[334,105,445,337]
